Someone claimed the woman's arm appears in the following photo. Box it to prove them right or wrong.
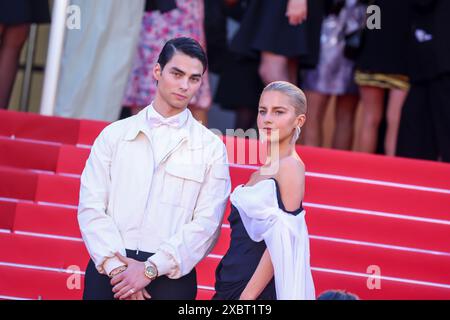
[240,249,274,300]
[277,157,305,211]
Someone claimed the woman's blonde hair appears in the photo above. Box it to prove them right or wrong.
[262,81,307,116]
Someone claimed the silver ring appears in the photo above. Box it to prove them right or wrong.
[129,289,135,294]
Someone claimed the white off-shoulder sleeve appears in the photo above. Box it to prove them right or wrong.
[230,181,315,300]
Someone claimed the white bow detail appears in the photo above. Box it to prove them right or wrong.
[148,115,181,128]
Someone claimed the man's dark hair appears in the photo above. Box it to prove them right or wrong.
[157,37,208,74]
[317,290,359,300]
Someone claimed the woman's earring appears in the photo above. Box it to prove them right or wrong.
[291,126,301,144]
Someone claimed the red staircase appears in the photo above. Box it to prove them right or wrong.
[0,109,449,300]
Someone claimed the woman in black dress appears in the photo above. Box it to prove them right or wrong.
[0,0,50,109]
[214,0,324,131]
[354,0,411,156]
[211,0,265,131]
[230,0,324,85]
[214,81,315,300]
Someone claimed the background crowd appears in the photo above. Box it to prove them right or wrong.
[1,0,449,163]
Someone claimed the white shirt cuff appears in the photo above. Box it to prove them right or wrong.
[148,251,178,278]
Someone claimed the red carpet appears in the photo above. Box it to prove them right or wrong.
[0,109,449,300]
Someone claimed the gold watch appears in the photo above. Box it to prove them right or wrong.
[144,260,158,280]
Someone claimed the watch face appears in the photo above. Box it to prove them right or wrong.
[146,265,157,278]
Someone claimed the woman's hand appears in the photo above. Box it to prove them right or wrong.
[286,0,308,26]
[110,252,152,300]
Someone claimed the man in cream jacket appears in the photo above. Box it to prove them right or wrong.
[78,37,231,300]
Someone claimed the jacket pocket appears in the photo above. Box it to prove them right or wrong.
[161,161,206,210]
[207,163,230,198]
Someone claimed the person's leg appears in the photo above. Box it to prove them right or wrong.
[0,24,30,109]
[0,24,4,41]
[430,75,450,162]
[384,88,409,156]
[355,86,385,153]
[258,52,290,85]
[145,269,197,300]
[82,259,115,300]
[333,94,359,150]
[396,82,437,160]
[287,57,299,85]
[301,91,330,147]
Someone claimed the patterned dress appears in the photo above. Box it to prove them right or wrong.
[122,0,211,109]
[301,0,367,95]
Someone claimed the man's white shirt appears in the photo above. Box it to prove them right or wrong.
[78,104,231,278]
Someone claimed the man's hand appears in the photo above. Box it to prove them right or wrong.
[127,289,152,300]
[110,252,152,300]
[286,0,308,26]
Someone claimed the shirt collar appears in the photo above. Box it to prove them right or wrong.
[147,102,189,129]
[125,105,203,150]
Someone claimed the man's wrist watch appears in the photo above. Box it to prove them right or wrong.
[144,260,158,281]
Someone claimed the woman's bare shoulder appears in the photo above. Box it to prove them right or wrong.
[278,156,305,180]
[275,156,305,211]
